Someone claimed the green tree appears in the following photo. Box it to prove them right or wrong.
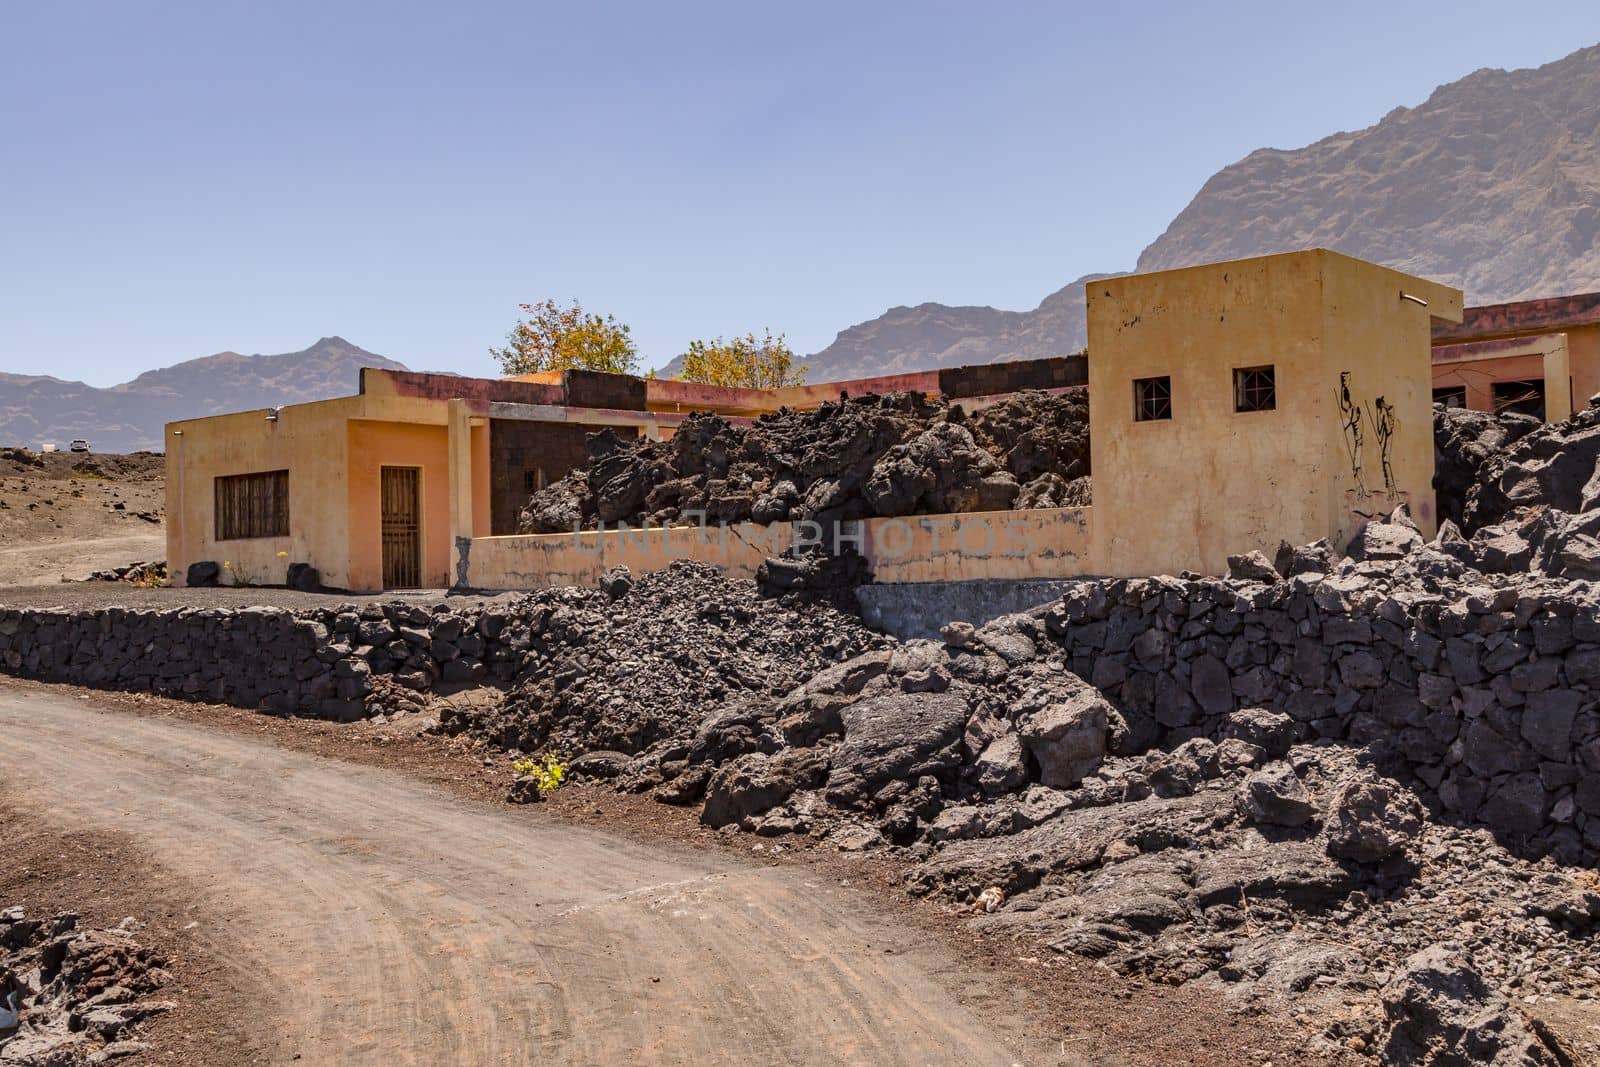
[677,329,807,389]
[490,299,639,376]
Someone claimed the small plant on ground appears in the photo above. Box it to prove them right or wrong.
[221,550,287,588]
[512,753,567,794]
[221,559,255,587]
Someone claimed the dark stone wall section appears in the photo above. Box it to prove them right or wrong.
[0,602,527,722]
[488,420,601,534]
[1041,572,1600,864]
[939,354,1087,399]
[561,369,648,411]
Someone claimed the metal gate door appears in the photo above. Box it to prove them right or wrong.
[380,467,421,588]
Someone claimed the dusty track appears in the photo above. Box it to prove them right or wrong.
[0,532,165,585]
[0,688,1043,1066]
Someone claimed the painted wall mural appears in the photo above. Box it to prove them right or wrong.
[1337,370,1405,522]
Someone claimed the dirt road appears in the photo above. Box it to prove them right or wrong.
[0,532,165,584]
[0,449,164,584]
[1,688,1044,1066]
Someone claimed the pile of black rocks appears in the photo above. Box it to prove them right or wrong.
[518,388,1090,533]
[81,561,166,585]
[1435,398,1600,580]
[0,907,172,1065]
[430,545,1600,1062]
[434,562,890,759]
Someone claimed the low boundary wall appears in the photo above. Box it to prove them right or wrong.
[5,559,1600,861]
[1041,571,1600,863]
[0,602,526,721]
[463,506,1096,590]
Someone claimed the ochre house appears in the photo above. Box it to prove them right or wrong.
[1430,291,1600,422]
[164,349,1084,591]
[166,249,1463,592]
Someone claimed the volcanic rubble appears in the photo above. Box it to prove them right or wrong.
[424,399,1600,1063]
[517,388,1091,533]
[0,907,172,1065]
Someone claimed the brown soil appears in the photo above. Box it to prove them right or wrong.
[1,798,262,1065]
[0,450,164,585]
[2,676,1349,1066]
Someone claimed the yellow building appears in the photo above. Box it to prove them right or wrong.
[167,249,1463,591]
[165,356,1084,590]
[1086,249,1462,577]
[1430,291,1600,421]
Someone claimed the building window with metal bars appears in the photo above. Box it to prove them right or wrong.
[1133,375,1172,422]
[214,470,289,540]
[1233,365,1276,413]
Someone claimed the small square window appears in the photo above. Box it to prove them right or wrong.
[1133,376,1172,422]
[1234,365,1276,413]
[1432,385,1466,409]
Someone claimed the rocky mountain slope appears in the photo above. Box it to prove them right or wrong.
[0,337,406,453]
[794,274,1111,382]
[803,42,1600,382]
[1139,43,1600,296]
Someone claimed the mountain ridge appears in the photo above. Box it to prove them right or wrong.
[801,42,1600,381]
[0,337,407,453]
[8,44,1600,440]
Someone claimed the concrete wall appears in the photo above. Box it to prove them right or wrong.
[166,399,357,589]
[463,507,1098,591]
[858,507,1095,583]
[1087,249,1459,578]
[346,420,454,590]
[466,521,795,589]
[858,579,1079,639]
[1320,249,1450,544]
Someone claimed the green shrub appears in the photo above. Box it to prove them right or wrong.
[512,753,567,794]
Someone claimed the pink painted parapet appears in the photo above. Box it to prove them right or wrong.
[1432,292,1600,342]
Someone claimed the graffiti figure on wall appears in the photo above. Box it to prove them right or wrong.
[1371,394,1398,501]
[1336,371,1368,497]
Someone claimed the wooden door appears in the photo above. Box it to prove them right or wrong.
[380,467,421,588]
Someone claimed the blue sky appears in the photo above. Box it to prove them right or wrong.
[2,1,1597,385]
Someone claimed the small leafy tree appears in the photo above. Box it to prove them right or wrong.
[677,329,807,389]
[490,299,639,376]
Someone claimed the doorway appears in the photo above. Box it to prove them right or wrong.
[380,466,422,588]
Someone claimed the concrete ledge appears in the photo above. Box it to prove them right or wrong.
[857,578,1085,640]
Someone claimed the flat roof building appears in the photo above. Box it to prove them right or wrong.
[1430,291,1600,422]
[1088,248,1461,577]
[167,249,1464,593]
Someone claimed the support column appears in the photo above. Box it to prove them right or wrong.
[1543,336,1573,423]
[447,399,475,587]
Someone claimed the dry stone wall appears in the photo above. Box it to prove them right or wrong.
[1040,566,1600,864]
[0,602,521,720]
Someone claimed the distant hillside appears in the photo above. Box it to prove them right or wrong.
[801,42,1600,382]
[0,337,406,453]
[796,274,1114,382]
